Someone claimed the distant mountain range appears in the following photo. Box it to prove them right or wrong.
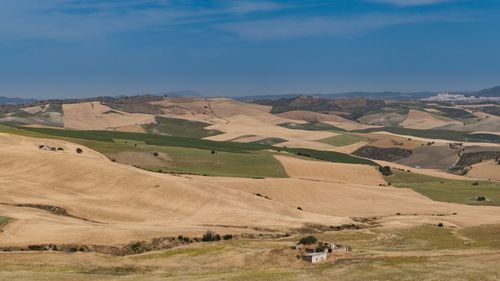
[473,86,500,97]
[1,85,499,105]
[238,86,500,101]
[236,91,439,101]
[0,96,36,105]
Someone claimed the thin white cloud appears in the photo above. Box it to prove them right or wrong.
[367,0,458,7]
[215,12,470,41]
[0,0,284,41]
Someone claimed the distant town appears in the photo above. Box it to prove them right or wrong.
[423,92,500,102]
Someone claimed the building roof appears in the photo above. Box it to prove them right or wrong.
[303,252,326,257]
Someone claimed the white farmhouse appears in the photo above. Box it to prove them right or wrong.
[302,252,327,263]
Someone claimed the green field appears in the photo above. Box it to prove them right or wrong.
[386,170,500,206]
[0,216,11,230]
[17,126,269,153]
[106,141,288,178]
[278,121,345,132]
[250,137,287,146]
[319,133,365,146]
[284,147,378,166]
[143,116,222,138]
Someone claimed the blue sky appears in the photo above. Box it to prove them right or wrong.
[0,0,499,98]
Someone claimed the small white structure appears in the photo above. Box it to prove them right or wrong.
[302,252,327,263]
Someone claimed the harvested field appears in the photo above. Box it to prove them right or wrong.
[0,133,350,247]
[352,146,412,161]
[62,102,155,132]
[466,160,500,181]
[20,104,46,115]
[439,114,500,132]
[396,145,459,170]
[143,116,222,138]
[360,132,425,149]
[202,175,500,225]
[274,155,385,185]
[276,110,375,131]
[358,112,407,127]
[400,109,461,130]
[319,133,366,147]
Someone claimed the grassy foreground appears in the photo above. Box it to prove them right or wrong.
[1,224,500,280]
[386,171,500,206]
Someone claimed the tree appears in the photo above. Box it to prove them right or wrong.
[299,235,317,245]
[76,148,83,154]
[378,166,392,176]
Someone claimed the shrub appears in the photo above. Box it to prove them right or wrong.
[437,223,444,227]
[202,230,221,242]
[472,181,479,186]
[222,234,233,240]
[153,152,159,157]
[315,245,328,252]
[378,166,392,176]
[76,148,83,154]
[472,196,486,201]
[299,235,317,245]
[297,207,303,211]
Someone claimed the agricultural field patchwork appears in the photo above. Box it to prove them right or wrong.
[0,103,64,127]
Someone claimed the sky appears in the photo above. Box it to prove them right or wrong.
[0,0,499,98]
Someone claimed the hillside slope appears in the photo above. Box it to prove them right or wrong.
[0,133,348,247]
